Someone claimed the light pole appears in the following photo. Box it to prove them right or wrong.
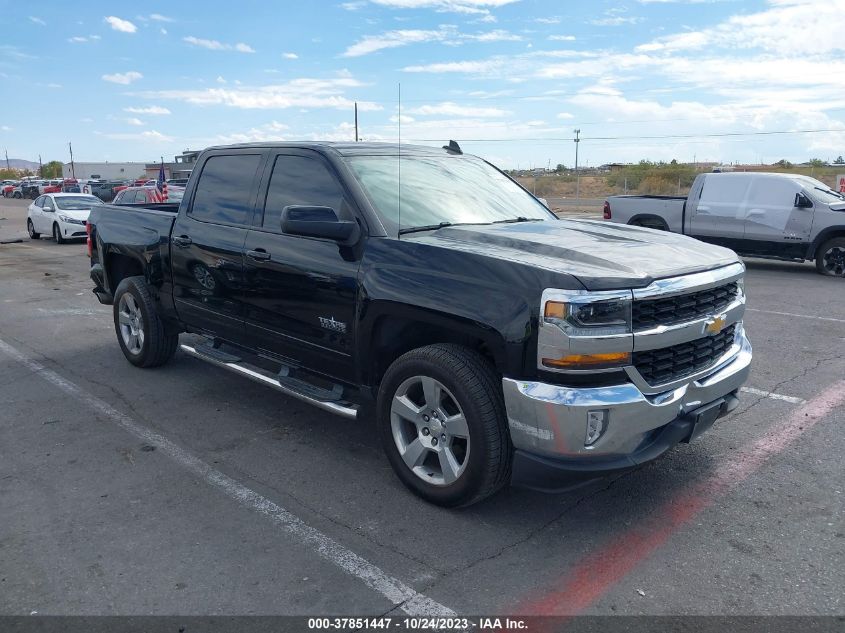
[573,129,581,201]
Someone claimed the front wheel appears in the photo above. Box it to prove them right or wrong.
[816,238,845,277]
[27,219,40,239]
[52,223,66,244]
[13,192,22,199]
[377,344,512,507]
[113,276,179,368]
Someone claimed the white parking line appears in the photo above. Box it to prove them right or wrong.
[747,308,845,324]
[740,387,806,405]
[0,337,454,617]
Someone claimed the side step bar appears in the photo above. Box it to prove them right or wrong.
[179,344,358,420]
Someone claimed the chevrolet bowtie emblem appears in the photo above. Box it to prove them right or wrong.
[704,315,727,336]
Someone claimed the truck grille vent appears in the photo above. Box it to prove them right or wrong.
[633,325,736,386]
[633,282,739,331]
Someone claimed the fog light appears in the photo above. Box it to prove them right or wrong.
[585,410,607,447]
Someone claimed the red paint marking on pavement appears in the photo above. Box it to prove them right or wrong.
[516,380,845,616]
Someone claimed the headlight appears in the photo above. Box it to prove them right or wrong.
[544,297,632,336]
[539,289,633,372]
[58,214,71,223]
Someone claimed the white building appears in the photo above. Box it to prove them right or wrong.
[62,162,148,180]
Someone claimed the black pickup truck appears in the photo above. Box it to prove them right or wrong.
[88,142,752,507]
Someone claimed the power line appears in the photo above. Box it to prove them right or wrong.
[405,127,845,143]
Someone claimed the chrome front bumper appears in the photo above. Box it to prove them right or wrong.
[503,325,752,484]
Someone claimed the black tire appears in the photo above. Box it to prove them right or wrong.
[113,276,179,368]
[377,343,512,507]
[52,223,66,244]
[27,219,40,239]
[13,192,21,199]
[815,237,845,277]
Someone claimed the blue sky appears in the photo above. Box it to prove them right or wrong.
[1,0,843,169]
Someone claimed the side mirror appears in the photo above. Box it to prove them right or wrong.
[43,205,54,212]
[281,205,360,244]
[795,192,813,208]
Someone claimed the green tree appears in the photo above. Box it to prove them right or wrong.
[775,159,793,169]
[41,160,63,178]
[808,158,826,168]
[834,155,844,165]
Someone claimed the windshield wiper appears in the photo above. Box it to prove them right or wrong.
[490,216,545,224]
[398,221,489,235]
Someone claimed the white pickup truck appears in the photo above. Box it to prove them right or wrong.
[604,172,845,277]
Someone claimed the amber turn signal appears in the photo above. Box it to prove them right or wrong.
[542,352,631,369]
[544,301,567,320]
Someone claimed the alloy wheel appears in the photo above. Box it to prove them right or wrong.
[822,246,845,277]
[390,375,470,486]
[117,293,145,355]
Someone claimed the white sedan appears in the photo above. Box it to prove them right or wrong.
[27,193,103,244]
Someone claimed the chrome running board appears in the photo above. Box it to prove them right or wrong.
[179,344,358,420]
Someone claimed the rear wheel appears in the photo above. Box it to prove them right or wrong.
[113,276,179,367]
[13,192,21,199]
[815,237,845,277]
[27,219,40,239]
[377,344,512,507]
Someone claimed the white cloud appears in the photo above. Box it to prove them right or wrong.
[343,25,520,56]
[29,16,46,26]
[136,76,382,112]
[216,75,227,84]
[1,125,12,131]
[282,52,299,59]
[102,71,143,84]
[126,117,145,126]
[535,17,560,24]
[104,16,137,33]
[590,16,643,26]
[125,105,171,115]
[216,120,290,144]
[68,36,89,43]
[160,28,168,35]
[184,36,256,53]
[548,34,575,41]
[409,101,511,117]
[103,130,174,143]
[636,0,845,55]
[556,112,574,119]
[149,13,174,22]
[91,35,101,40]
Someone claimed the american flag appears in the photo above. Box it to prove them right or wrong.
[155,162,168,202]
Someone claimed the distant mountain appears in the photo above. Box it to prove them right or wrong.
[4,159,40,171]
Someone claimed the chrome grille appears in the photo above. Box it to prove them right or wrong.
[633,282,739,331]
[633,325,736,386]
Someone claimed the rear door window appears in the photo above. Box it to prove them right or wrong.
[698,176,751,219]
[190,154,262,226]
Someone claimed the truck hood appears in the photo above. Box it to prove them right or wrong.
[410,219,740,290]
[828,201,845,212]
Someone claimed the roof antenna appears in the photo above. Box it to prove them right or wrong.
[398,82,402,238]
[443,140,462,155]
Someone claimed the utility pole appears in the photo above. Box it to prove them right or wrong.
[38,154,43,178]
[68,142,75,179]
[573,129,581,201]
[354,102,359,142]
[4,148,9,172]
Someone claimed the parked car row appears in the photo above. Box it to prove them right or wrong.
[2,178,82,198]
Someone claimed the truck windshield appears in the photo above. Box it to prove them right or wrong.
[794,176,845,203]
[347,154,553,232]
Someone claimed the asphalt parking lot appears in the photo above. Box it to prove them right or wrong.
[0,196,842,617]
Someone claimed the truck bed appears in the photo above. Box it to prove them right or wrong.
[605,194,687,233]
